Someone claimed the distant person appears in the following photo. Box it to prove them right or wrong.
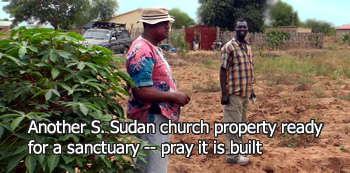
[219,19,254,165]
[193,40,196,50]
[125,8,191,173]
[198,36,201,50]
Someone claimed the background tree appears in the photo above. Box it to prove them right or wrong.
[267,0,301,27]
[197,0,268,32]
[74,0,120,28]
[2,0,119,30]
[90,0,119,21]
[169,8,196,29]
[304,19,336,36]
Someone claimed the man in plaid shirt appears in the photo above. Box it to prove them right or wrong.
[219,19,254,165]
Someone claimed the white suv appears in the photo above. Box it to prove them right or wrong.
[83,22,132,54]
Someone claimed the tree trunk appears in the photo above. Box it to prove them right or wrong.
[50,21,58,30]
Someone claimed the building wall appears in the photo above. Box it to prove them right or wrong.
[336,29,350,38]
[296,27,312,33]
[108,9,143,32]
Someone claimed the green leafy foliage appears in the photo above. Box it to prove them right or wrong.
[268,0,301,27]
[169,8,196,29]
[88,0,120,22]
[169,32,190,53]
[2,0,119,30]
[197,0,267,32]
[342,33,350,45]
[0,27,146,172]
[266,30,290,49]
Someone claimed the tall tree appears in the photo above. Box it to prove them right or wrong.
[2,0,119,30]
[197,0,268,32]
[90,0,119,21]
[268,0,301,27]
[74,0,120,28]
[169,8,196,29]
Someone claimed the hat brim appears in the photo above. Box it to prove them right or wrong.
[138,17,175,25]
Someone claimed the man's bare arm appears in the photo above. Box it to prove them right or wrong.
[220,68,229,105]
[132,87,190,106]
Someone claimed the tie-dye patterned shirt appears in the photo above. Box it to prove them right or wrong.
[126,37,180,123]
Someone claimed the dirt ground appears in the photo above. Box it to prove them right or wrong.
[158,50,350,173]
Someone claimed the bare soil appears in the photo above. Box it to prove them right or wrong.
[162,50,350,173]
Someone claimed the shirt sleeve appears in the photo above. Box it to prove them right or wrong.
[128,49,154,87]
[220,44,231,70]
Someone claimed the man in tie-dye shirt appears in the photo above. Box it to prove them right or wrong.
[125,8,190,173]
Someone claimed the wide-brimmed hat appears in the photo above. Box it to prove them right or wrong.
[138,8,175,25]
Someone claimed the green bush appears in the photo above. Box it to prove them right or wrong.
[266,30,290,49]
[0,27,147,172]
[169,32,189,53]
[342,33,350,45]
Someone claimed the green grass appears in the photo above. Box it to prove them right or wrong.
[279,133,298,148]
[254,52,350,88]
[335,93,350,102]
[192,80,221,92]
[313,87,328,98]
[199,58,220,69]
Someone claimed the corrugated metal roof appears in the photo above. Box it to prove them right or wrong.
[0,21,12,26]
[336,23,350,30]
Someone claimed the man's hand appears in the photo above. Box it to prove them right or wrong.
[173,92,191,106]
[221,95,229,105]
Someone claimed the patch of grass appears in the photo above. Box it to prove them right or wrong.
[335,92,350,102]
[192,80,221,92]
[263,72,297,86]
[254,51,350,87]
[281,97,291,105]
[280,133,298,148]
[313,87,328,98]
[309,99,318,109]
[274,85,284,92]
[336,106,343,110]
[294,76,314,91]
[310,114,323,122]
[335,80,345,85]
[176,51,192,60]
[205,81,221,92]
[192,83,203,91]
[167,58,187,66]
[340,145,345,151]
[199,57,220,69]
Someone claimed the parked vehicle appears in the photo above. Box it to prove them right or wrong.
[83,22,132,54]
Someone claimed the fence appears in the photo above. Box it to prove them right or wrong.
[218,28,324,49]
[128,27,324,50]
[128,27,184,45]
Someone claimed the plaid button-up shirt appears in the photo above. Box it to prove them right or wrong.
[220,37,254,97]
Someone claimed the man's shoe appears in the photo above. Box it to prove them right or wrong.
[226,155,250,165]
